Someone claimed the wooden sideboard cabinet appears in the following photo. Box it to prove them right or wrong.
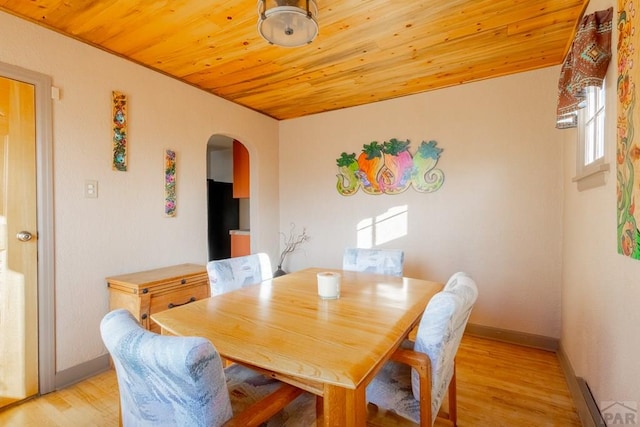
[106,263,209,333]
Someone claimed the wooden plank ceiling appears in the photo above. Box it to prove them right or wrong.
[0,0,588,120]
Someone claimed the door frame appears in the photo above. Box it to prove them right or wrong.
[0,62,55,394]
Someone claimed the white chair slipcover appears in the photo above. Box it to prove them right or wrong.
[366,272,478,426]
[207,252,273,296]
[342,247,405,277]
[100,308,315,426]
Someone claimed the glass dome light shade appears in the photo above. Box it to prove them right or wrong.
[257,0,318,47]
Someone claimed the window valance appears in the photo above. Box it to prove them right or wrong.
[556,7,613,129]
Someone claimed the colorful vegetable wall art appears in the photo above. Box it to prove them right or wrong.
[617,1,640,259]
[112,91,128,171]
[164,149,177,217]
[336,138,444,195]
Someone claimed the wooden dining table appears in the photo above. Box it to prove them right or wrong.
[151,267,442,426]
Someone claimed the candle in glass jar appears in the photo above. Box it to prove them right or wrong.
[317,272,341,299]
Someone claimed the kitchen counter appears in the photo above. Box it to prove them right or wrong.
[230,230,250,256]
[229,229,250,236]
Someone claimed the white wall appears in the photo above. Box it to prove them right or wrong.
[561,0,640,411]
[279,67,564,338]
[0,11,281,371]
[208,147,233,182]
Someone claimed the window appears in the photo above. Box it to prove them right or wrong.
[573,83,609,191]
[582,85,605,165]
[555,7,612,190]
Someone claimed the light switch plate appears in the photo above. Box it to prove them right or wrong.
[84,180,98,198]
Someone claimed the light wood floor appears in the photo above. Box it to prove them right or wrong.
[0,334,580,426]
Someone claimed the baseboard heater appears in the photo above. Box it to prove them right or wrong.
[577,377,606,426]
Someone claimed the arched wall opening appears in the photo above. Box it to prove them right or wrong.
[206,134,251,260]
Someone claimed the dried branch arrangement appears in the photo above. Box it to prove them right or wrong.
[277,224,309,273]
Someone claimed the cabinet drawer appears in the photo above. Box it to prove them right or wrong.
[107,263,208,295]
[138,276,208,295]
[148,283,209,333]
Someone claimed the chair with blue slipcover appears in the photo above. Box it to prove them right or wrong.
[342,247,405,277]
[207,252,273,297]
[366,273,478,426]
[100,308,315,427]
[443,271,470,292]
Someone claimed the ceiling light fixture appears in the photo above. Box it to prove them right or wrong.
[257,0,318,47]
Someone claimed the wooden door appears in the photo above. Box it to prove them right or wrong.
[0,75,39,408]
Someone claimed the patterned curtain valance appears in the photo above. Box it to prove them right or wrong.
[556,7,613,129]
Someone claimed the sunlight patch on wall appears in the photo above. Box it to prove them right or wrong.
[357,205,408,247]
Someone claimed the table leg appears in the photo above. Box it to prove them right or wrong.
[322,384,367,426]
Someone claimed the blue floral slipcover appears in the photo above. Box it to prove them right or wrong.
[100,309,316,426]
[101,309,233,426]
[366,272,478,426]
[342,247,405,277]
[206,252,273,296]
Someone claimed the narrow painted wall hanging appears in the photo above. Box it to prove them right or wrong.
[164,149,177,217]
[336,138,444,195]
[617,1,640,259]
[112,91,128,171]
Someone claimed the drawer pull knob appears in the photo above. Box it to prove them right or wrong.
[168,297,196,309]
[141,313,148,320]
[181,279,187,284]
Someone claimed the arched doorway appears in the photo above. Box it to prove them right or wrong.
[206,135,250,260]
